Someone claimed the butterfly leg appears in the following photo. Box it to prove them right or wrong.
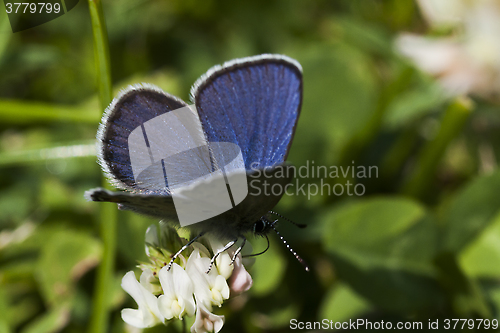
[166,231,206,271]
[230,236,246,265]
[206,238,238,274]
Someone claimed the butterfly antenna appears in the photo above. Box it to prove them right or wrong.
[269,211,307,228]
[243,234,270,258]
[270,224,310,272]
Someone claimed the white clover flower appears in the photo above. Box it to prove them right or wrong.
[121,224,253,331]
[121,270,164,328]
[396,0,500,99]
[157,263,196,320]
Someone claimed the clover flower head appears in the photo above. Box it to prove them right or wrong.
[121,224,253,331]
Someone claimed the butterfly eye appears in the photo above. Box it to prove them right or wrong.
[253,219,268,234]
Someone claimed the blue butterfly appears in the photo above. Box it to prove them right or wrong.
[85,54,307,271]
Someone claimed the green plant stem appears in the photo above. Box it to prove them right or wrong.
[87,1,116,333]
[88,0,113,108]
[0,100,98,124]
[402,97,473,199]
[0,141,96,167]
[380,127,418,179]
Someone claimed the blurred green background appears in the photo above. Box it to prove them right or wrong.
[1,0,500,332]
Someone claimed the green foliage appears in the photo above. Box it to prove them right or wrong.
[250,237,287,297]
[1,0,500,332]
[321,197,443,314]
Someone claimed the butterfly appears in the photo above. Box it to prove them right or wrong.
[85,54,308,271]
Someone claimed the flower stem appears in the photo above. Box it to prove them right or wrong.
[87,1,116,333]
[88,0,112,108]
[402,97,473,199]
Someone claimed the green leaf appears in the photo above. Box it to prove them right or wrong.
[329,16,393,56]
[252,302,299,330]
[21,301,72,333]
[116,213,154,264]
[384,81,446,129]
[0,321,10,333]
[319,282,370,323]
[36,230,102,305]
[0,288,11,333]
[0,184,33,227]
[321,197,443,314]
[289,42,377,164]
[250,237,287,297]
[442,170,500,253]
[484,284,500,322]
[460,212,500,278]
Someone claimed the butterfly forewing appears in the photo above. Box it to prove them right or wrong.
[98,84,189,193]
[191,55,303,170]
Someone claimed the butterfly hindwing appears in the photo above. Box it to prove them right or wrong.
[85,163,293,238]
[85,187,178,220]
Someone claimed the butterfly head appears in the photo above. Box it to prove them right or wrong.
[252,216,275,235]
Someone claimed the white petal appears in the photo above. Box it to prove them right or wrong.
[191,242,211,258]
[172,264,196,317]
[197,258,219,288]
[139,269,161,294]
[207,237,234,278]
[157,264,195,320]
[121,308,151,329]
[157,294,174,320]
[158,265,177,299]
[215,251,233,280]
[395,34,461,74]
[121,271,163,328]
[145,224,159,255]
[187,254,214,310]
[183,294,196,317]
[145,224,158,245]
[214,275,230,300]
[228,255,253,294]
[190,303,225,333]
[172,262,194,298]
[207,238,225,254]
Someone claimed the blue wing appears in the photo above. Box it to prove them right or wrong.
[91,56,301,232]
[191,54,303,170]
[97,83,188,193]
